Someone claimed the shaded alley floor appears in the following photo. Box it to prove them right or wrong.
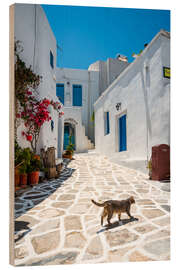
[14,151,170,266]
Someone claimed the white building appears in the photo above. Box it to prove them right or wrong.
[94,30,170,173]
[14,4,170,172]
[55,57,129,153]
[14,4,63,158]
[55,68,99,153]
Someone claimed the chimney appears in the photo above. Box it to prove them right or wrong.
[116,53,128,62]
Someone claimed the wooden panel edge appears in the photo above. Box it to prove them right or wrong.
[9,4,15,266]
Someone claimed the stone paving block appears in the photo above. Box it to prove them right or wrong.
[128,250,154,262]
[38,208,65,218]
[152,216,170,226]
[31,231,60,254]
[64,232,86,248]
[136,189,149,194]
[108,246,134,262]
[69,203,92,214]
[20,251,79,266]
[143,238,170,257]
[144,229,170,241]
[85,236,103,258]
[52,201,72,209]
[57,194,75,201]
[142,209,166,219]
[64,215,82,230]
[136,199,155,205]
[133,223,157,234]
[105,228,139,247]
[29,219,60,235]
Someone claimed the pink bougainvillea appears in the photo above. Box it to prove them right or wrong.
[19,89,63,153]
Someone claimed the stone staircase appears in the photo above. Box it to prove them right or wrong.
[86,136,95,150]
[82,125,95,150]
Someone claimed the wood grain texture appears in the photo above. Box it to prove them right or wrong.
[9,4,15,266]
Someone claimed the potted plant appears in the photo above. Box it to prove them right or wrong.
[16,147,32,187]
[27,156,43,185]
[63,135,75,159]
[19,163,28,187]
[15,141,24,188]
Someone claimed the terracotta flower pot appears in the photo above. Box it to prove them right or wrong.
[15,168,20,187]
[34,155,40,160]
[28,171,39,185]
[20,173,28,186]
[63,153,73,159]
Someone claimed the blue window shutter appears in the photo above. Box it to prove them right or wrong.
[73,85,82,106]
[56,84,64,104]
[50,51,54,68]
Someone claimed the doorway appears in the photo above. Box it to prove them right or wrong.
[64,123,75,150]
[119,114,127,152]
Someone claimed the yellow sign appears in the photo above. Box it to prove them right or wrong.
[163,67,170,79]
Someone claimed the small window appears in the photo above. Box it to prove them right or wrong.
[73,85,82,106]
[104,111,110,135]
[50,50,54,69]
[56,84,64,104]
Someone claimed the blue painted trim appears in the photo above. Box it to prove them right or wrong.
[73,85,82,106]
[50,50,54,69]
[105,111,110,135]
[56,83,64,104]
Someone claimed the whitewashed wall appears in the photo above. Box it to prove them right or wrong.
[14,4,63,157]
[94,31,170,172]
[89,58,129,95]
[55,67,99,144]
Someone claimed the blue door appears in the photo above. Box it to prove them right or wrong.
[64,124,76,150]
[64,125,69,150]
[119,115,127,152]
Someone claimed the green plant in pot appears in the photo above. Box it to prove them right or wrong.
[19,163,28,187]
[63,135,75,159]
[18,147,32,187]
[27,156,43,185]
[15,141,22,188]
[14,142,32,188]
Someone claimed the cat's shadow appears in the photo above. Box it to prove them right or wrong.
[96,217,139,234]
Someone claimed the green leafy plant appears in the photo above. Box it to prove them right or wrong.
[90,111,95,122]
[65,135,75,155]
[15,142,32,171]
[27,157,43,173]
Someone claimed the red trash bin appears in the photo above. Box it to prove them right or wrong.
[151,144,170,181]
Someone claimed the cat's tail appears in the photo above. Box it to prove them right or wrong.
[91,199,106,207]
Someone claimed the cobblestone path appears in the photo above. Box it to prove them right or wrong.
[14,152,170,266]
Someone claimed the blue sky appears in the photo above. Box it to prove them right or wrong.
[42,5,170,69]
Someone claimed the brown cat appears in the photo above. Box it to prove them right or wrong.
[91,196,135,226]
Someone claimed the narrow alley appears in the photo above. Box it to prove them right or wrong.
[14,151,170,265]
